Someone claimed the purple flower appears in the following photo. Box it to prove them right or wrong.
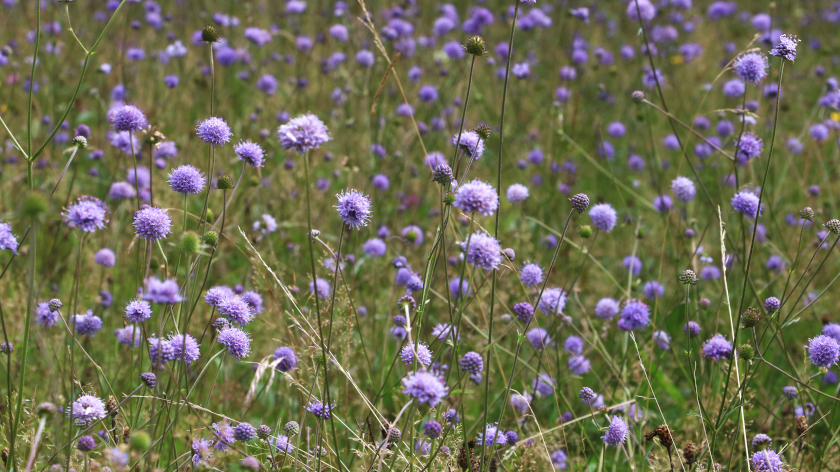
[454,180,498,216]
[191,438,213,465]
[731,191,762,219]
[589,203,618,232]
[769,34,800,62]
[623,255,643,276]
[196,117,233,146]
[63,196,109,232]
[751,450,786,471]
[626,0,656,21]
[217,326,251,359]
[402,225,424,245]
[449,277,471,299]
[168,165,206,195]
[205,286,234,307]
[109,104,148,132]
[335,189,372,229]
[527,328,552,349]
[278,113,331,154]
[602,416,628,446]
[568,355,591,375]
[142,277,183,304]
[452,131,485,159]
[653,195,672,213]
[463,231,501,271]
[169,333,200,363]
[35,302,59,327]
[653,331,671,350]
[459,351,484,374]
[72,310,103,337]
[643,280,665,299]
[234,141,265,168]
[506,183,530,203]
[124,299,152,323]
[723,79,746,98]
[241,291,264,314]
[164,75,179,88]
[671,176,696,201]
[734,53,769,83]
[0,221,19,254]
[356,49,375,67]
[595,298,620,319]
[402,371,448,407]
[735,133,764,163]
[69,393,107,426]
[363,238,387,257]
[218,295,255,326]
[109,182,136,200]
[133,206,172,241]
[94,248,116,267]
[618,300,650,331]
[808,335,840,368]
[702,334,733,360]
[519,263,543,287]
[400,343,433,366]
[538,288,567,315]
[273,346,298,372]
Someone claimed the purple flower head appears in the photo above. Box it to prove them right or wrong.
[71,310,103,337]
[653,195,672,212]
[196,117,233,146]
[94,248,116,268]
[218,295,255,326]
[278,113,331,154]
[618,300,650,331]
[191,438,213,465]
[653,330,671,350]
[432,323,460,344]
[449,277,471,299]
[702,334,733,360]
[133,206,172,241]
[217,326,251,359]
[589,203,618,232]
[212,421,235,451]
[506,183,530,203]
[671,176,696,201]
[453,131,485,159]
[0,221,19,254]
[769,34,800,62]
[723,79,746,98]
[459,351,484,374]
[423,420,442,439]
[808,335,840,368]
[569,355,591,375]
[114,326,141,347]
[273,346,298,372]
[402,370,448,407]
[735,132,764,163]
[273,435,295,453]
[643,280,665,299]
[551,449,569,469]
[538,288,567,315]
[356,50,375,67]
[77,435,96,452]
[168,333,200,363]
[751,450,786,471]
[564,335,584,355]
[684,321,701,337]
[63,196,109,232]
[142,277,183,304]
[148,336,175,366]
[823,323,840,342]
[623,255,643,276]
[205,286,234,307]
[527,328,552,349]
[109,104,148,132]
[400,343,433,366]
[335,189,372,229]
[731,191,762,219]
[477,423,506,446]
[602,416,628,446]
[168,165,206,195]
[463,231,501,271]
[240,291,264,315]
[363,238,387,257]
[35,302,59,327]
[782,386,798,399]
[402,225,424,245]
[109,182,136,200]
[234,141,265,168]
[519,262,543,287]
[124,299,152,323]
[595,298,620,319]
[68,393,107,426]
[454,180,499,216]
[734,53,769,83]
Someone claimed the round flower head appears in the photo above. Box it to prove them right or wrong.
[460,351,484,374]
[684,321,701,337]
[72,310,103,336]
[309,277,332,299]
[217,326,251,359]
[751,449,786,471]
[192,438,214,465]
[653,330,671,350]
[63,196,109,232]
[463,231,501,271]
[538,288,567,315]
[702,334,733,360]
[35,302,59,327]
[212,421,235,451]
[400,343,433,366]
[477,423,506,446]
[595,298,620,319]
[196,117,233,146]
[109,104,148,132]
[305,401,334,419]
[148,336,175,366]
[808,335,840,368]
[506,183,530,203]
[0,221,19,254]
[618,300,650,331]
[168,333,200,363]
[423,420,442,439]
[782,386,798,399]
[114,326,141,346]
[589,203,618,232]
[94,248,116,268]
[752,433,772,449]
[240,291,264,315]
[769,34,800,62]
[626,0,656,21]
[273,434,295,453]
[623,255,643,276]
[552,449,569,469]
[765,296,781,312]
[527,328,552,349]
[519,262,543,287]
[278,113,331,154]
[335,189,372,229]
[142,277,183,304]
[402,370,448,407]
[124,299,152,323]
[68,393,107,426]
[234,141,265,168]
[108,182,136,200]
[234,423,256,442]
[643,280,665,299]
[735,133,764,163]
[363,238,387,258]
[571,194,590,214]
[731,191,762,219]
[514,302,534,323]
[671,176,696,201]
[133,206,172,241]
[273,346,298,372]
[449,277,471,299]
[602,416,628,446]
[454,180,499,216]
[453,130,485,159]
[431,323,460,343]
[734,53,769,83]
[564,335,584,355]
[217,295,255,326]
[168,165,206,195]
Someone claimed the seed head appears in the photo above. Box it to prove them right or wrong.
[580,225,593,239]
[107,395,119,416]
[129,431,151,451]
[800,207,815,221]
[179,232,201,253]
[796,415,808,436]
[464,36,486,56]
[257,424,272,440]
[217,174,233,190]
[826,219,840,235]
[738,343,755,361]
[679,269,697,285]
[684,441,697,465]
[72,136,87,148]
[48,298,63,311]
[741,307,762,328]
[443,192,455,206]
[203,231,219,247]
[631,90,645,104]
[570,193,590,214]
[475,124,491,141]
[284,421,300,436]
[201,25,219,43]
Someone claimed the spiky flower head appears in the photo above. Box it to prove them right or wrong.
[733,53,769,84]
[464,36,486,56]
[702,334,733,360]
[679,269,697,285]
[750,449,786,472]
[168,165,206,195]
[234,141,265,168]
[77,435,96,452]
[401,370,448,407]
[765,296,781,312]
[463,231,502,271]
[63,196,109,232]
[808,335,840,369]
[741,307,762,328]
[602,416,628,446]
[684,321,701,337]
[731,191,762,219]
[203,231,219,246]
[277,113,332,154]
[234,423,256,442]
[579,387,596,402]
[459,351,484,374]
[452,131,485,159]
[196,117,233,146]
[570,193,590,214]
[589,203,618,232]
[335,189,372,229]
[217,326,251,359]
[769,34,800,62]
[433,164,454,185]
[826,219,840,235]
[109,104,148,132]
[201,25,219,42]
[453,179,498,216]
[133,206,171,241]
